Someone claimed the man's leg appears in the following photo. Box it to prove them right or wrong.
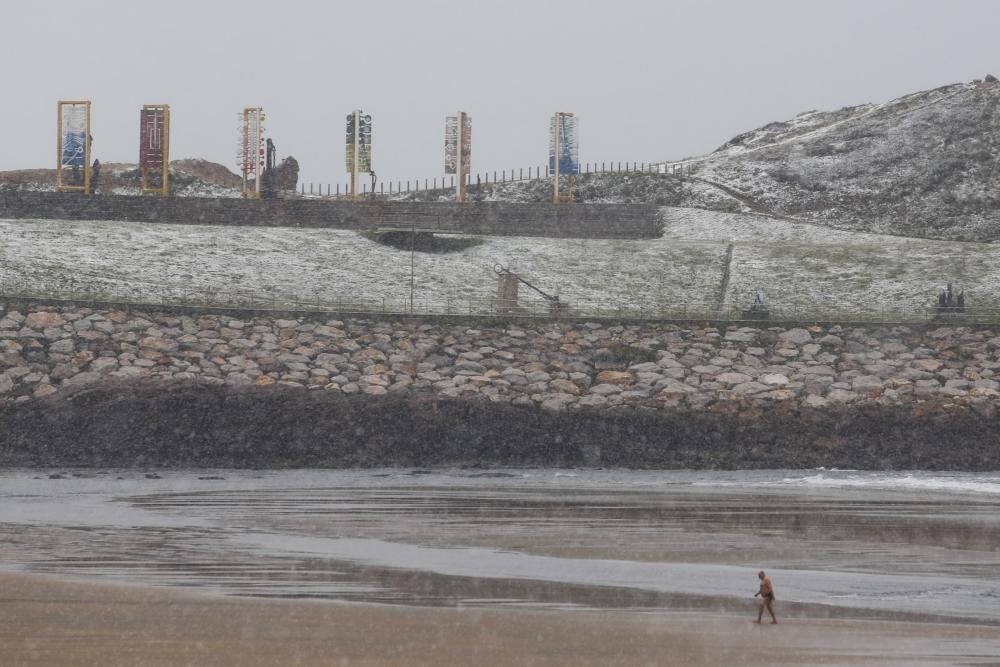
[755,600,764,623]
[767,600,777,624]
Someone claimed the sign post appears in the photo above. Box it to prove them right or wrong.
[139,104,170,196]
[549,112,578,204]
[346,110,372,202]
[445,112,471,202]
[239,107,265,199]
[56,100,92,194]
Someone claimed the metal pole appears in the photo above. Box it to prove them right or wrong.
[83,101,92,195]
[553,113,560,204]
[456,112,466,203]
[351,110,359,201]
[162,105,170,196]
[56,102,61,191]
[409,219,415,313]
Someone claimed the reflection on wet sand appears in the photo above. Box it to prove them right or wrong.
[0,469,998,664]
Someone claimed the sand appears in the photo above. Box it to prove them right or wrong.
[1,572,998,667]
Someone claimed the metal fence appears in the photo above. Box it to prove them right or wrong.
[0,278,993,325]
[297,160,676,200]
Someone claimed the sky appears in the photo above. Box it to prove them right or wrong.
[5,0,999,186]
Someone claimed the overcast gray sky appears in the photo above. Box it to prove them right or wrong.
[6,0,998,185]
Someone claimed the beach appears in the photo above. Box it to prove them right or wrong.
[5,572,1000,666]
[1,469,998,665]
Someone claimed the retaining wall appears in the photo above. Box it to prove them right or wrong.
[3,302,1000,469]
[0,191,661,239]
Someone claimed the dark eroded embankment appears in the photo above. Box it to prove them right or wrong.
[1,381,997,470]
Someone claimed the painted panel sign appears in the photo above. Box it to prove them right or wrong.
[346,111,373,173]
[548,112,579,174]
[60,105,88,168]
[243,108,264,176]
[445,113,471,175]
[139,108,165,169]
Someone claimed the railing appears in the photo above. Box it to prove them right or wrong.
[0,278,991,325]
[297,160,676,200]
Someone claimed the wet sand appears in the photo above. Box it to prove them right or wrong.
[2,572,999,667]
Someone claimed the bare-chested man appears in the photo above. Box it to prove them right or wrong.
[754,570,777,624]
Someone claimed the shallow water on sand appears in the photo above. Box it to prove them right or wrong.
[0,469,998,623]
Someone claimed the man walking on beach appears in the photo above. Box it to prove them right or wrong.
[754,570,777,624]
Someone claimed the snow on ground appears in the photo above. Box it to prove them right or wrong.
[0,216,726,316]
[3,208,999,319]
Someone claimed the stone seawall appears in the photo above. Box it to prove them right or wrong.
[0,191,661,239]
[2,302,999,469]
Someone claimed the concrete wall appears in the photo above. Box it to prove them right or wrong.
[0,191,661,239]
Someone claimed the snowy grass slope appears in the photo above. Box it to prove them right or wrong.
[3,209,1000,319]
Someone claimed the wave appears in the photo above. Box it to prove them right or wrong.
[773,472,1000,496]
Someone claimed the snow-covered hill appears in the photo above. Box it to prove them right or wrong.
[689,77,1000,240]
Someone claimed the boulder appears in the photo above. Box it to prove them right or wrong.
[25,312,66,330]
[715,372,754,386]
[778,328,812,345]
[596,370,634,386]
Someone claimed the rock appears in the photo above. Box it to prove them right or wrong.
[760,389,796,401]
[628,362,660,373]
[549,379,582,395]
[139,337,179,353]
[715,371,753,386]
[589,383,624,396]
[798,365,837,376]
[90,357,119,374]
[25,312,65,330]
[655,378,696,395]
[49,338,76,354]
[455,361,486,374]
[596,370,634,386]
[778,328,812,345]
[803,395,829,408]
[0,375,13,393]
[540,393,577,411]
[852,375,884,391]
[912,359,944,372]
[730,381,769,395]
[526,370,552,384]
[760,373,789,386]
[577,394,608,407]
[826,388,860,403]
[62,371,102,388]
[112,366,146,379]
[33,384,57,398]
[225,373,254,386]
[724,331,756,343]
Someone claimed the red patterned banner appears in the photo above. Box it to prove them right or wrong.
[139,108,165,169]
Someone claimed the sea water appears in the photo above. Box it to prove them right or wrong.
[0,468,997,623]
